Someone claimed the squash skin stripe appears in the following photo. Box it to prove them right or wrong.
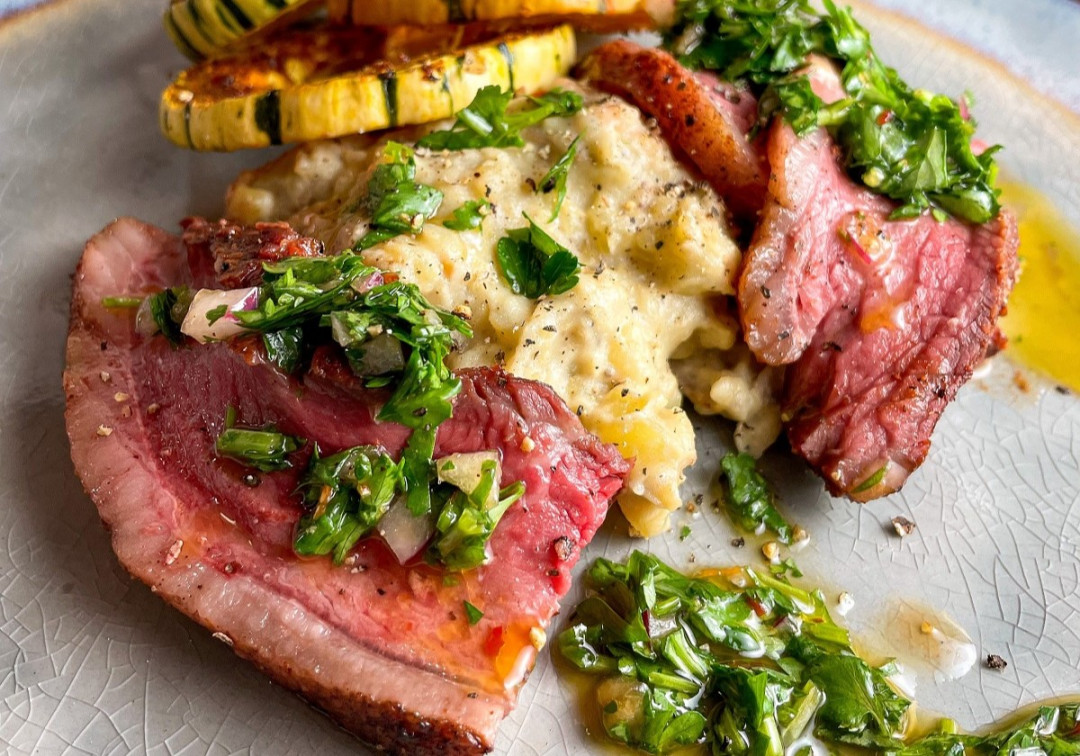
[379,72,400,129]
[160,25,576,151]
[219,0,255,30]
[163,0,311,59]
[254,90,283,145]
[163,11,202,60]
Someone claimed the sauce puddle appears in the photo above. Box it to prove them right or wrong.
[999,182,1080,393]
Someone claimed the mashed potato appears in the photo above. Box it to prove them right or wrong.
[226,84,779,536]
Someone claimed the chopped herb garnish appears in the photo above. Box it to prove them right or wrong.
[678,525,692,541]
[664,0,1001,223]
[719,452,796,544]
[770,557,803,579]
[496,214,581,299]
[262,326,304,374]
[355,142,443,250]
[538,134,581,221]
[101,296,142,308]
[416,86,584,152]
[463,601,484,626]
[442,199,492,231]
[853,463,889,493]
[562,553,1080,755]
[294,445,402,564]
[215,427,302,472]
[145,286,192,345]
[205,304,228,325]
[431,457,525,571]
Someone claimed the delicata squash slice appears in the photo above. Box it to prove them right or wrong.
[160,24,576,151]
[328,0,675,30]
[164,0,319,60]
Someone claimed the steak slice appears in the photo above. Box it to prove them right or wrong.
[64,218,630,754]
[737,68,1019,499]
[576,39,768,219]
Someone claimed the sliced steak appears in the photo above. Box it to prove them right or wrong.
[737,68,1019,499]
[182,215,324,289]
[64,218,630,754]
[576,40,768,218]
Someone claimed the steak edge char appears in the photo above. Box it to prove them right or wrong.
[738,63,1020,500]
[64,219,630,754]
[577,39,768,219]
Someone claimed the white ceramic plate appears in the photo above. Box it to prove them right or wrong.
[0,1,1078,753]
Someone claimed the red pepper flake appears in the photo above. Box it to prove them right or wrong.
[745,596,767,618]
[876,109,894,126]
[483,626,505,657]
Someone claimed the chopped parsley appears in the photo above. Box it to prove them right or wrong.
[294,445,402,564]
[496,214,581,299]
[430,457,525,571]
[719,452,796,544]
[145,286,192,345]
[416,86,584,152]
[355,142,443,250]
[215,427,302,472]
[664,0,1002,223]
[442,199,492,231]
[463,601,484,626]
[537,134,581,221]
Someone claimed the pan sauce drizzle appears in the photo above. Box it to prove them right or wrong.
[998,182,1080,393]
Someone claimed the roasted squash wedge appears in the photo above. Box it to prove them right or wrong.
[164,0,319,60]
[327,0,674,30]
[159,24,576,151]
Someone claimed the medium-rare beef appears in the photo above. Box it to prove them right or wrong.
[182,215,324,289]
[64,218,630,754]
[737,65,1019,500]
[576,40,768,218]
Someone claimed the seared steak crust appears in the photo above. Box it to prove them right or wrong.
[577,39,768,218]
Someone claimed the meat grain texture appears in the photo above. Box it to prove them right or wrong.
[64,219,630,754]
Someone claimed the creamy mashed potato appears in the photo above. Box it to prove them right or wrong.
[226,84,779,536]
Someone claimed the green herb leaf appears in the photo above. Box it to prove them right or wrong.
[355,142,443,250]
[147,286,192,345]
[430,457,525,571]
[215,427,302,472]
[463,600,484,625]
[417,86,584,152]
[719,453,795,544]
[293,445,402,564]
[665,0,1002,223]
[538,134,581,221]
[205,304,228,325]
[496,214,580,299]
[442,199,492,231]
[769,558,803,579]
[262,326,305,374]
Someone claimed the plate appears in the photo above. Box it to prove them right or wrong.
[0,1,1078,753]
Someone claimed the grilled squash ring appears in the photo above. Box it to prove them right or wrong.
[159,24,576,151]
[327,0,674,31]
[164,0,319,60]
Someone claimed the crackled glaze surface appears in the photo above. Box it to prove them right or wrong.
[0,1,1078,753]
